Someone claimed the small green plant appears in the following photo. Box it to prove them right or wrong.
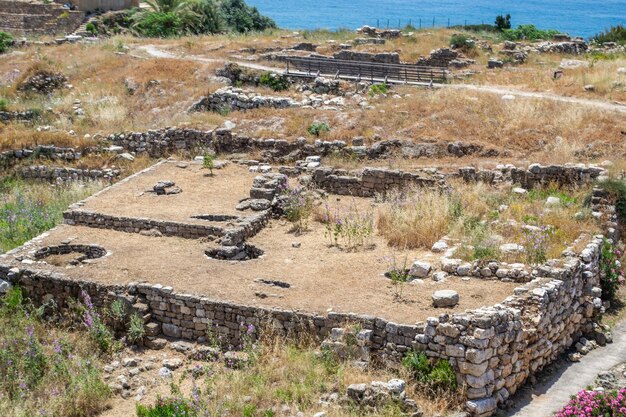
[385,252,411,300]
[136,396,197,417]
[0,31,13,54]
[522,225,553,265]
[85,22,98,35]
[217,104,231,116]
[81,291,116,353]
[307,122,330,137]
[109,299,126,322]
[319,201,374,249]
[369,82,389,97]
[259,72,289,91]
[202,151,216,175]
[0,98,9,111]
[600,238,624,301]
[280,185,314,234]
[402,350,457,393]
[127,313,146,344]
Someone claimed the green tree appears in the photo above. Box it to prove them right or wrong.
[220,0,276,33]
[495,14,511,31]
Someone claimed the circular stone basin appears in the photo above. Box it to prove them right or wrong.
[34,244,107,266]
[205,244,264,261]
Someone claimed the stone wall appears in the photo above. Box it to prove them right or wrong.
[416,48,474,68]
[1,145,89,168]
[0,0,85,35]
[311,166,445,197]
[0,110,39,123]
[0,231,608,417]
[0,177,619,417]
[333,50,401,64]
[71,0,137,13]
[189,87,299,113]
[105,127,502,162]
[62,209,226,239]
[20,165,120,182]
[459,163,606,188]
[107,128,215,157]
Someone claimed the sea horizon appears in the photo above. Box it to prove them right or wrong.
[246,0,626,39]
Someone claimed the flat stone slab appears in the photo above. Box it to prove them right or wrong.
[432,289,459,308]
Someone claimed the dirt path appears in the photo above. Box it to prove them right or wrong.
[138,45,626,114]
[505,320,626,417]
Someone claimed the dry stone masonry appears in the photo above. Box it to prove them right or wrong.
[189,87,299,113]
[20,166,120,182]
[0,157,620,417]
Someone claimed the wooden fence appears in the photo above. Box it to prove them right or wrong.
[285,56,448,84]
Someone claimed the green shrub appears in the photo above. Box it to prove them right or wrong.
[132,11,185,37]
[259,72,289,91]
[600,238,624,301]
[85,22,98,35]
[0,31,13,54]
[402,350,457,392]
[307,122,330,137]
[369,82,389,97]
[0,98,8,111]
[591,25,626,45]
[502,25,559,41]
[186,0,223,34]
[449,33,476,52]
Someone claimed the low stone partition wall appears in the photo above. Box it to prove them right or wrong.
[459,163,606,188]
[20,166,120,182]
[0,110,39,123]
[189,87,300,113]
[62,210,226,239]
[1,145,88,168]
[311,166,445,197]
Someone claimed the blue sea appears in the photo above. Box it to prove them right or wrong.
[245,0,626,39]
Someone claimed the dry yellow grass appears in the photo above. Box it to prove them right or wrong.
[376,187,451,249]
[1,31,624,164]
